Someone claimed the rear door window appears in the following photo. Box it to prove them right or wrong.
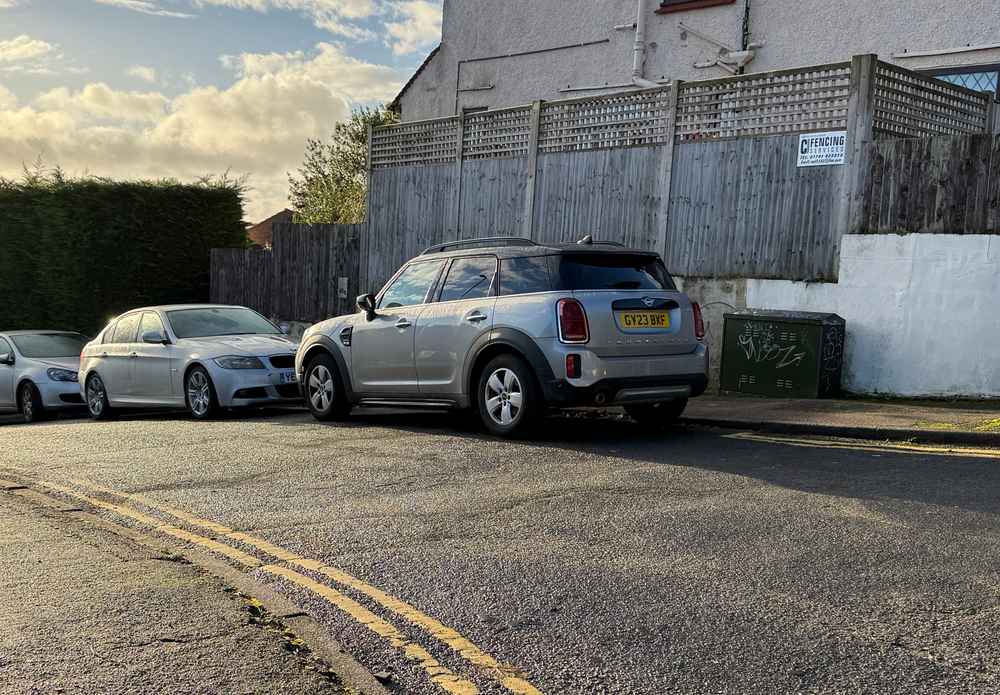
[499,256,551,296]
[111,313,141,344]
[439,256,497,302]
[551,254,675,291]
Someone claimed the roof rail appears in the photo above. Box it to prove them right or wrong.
[421,237,539,255]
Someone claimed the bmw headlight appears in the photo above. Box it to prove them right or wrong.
[47,368,79,382]
[213,355,265,370]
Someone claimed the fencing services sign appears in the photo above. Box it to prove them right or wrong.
[797,131,847,167]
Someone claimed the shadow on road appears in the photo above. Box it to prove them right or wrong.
[297,408,1000,517]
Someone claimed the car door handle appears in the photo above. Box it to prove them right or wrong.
[395,318,412,329]
[465,312,488,323]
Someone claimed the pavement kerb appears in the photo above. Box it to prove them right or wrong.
[0,475,392,695]
[680,417,1000,448]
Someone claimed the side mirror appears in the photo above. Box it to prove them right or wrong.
[0,351,13,365]
[356,293,377,321]
[279,322,291,335]
[141,330,170,345]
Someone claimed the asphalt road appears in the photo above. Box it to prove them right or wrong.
[2,407,999,694]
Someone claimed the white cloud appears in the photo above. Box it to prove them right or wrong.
[0,43,403,220]
[93,0,195,18]
[0,84,17,109]
[0,0,22,8]
[385,1,441,56]
[35,84,169,123]
[194,0,378,39]
[0,35,57,64]
[127,65,157,83]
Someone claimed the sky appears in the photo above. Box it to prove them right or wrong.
[0,0,441,221]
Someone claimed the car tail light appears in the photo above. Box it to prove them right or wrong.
[692,302,706,341]
[557,298,589,343]
[566,354,581,379]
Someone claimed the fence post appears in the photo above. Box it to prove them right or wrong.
[361,123,374,293]
[453,111,465,238]
[843,53,878,238]
[656,81,682,260]
[522,100,543,240]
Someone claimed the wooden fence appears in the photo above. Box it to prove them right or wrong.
[362,53,996,288]
[210,223,360,323]
[212,54,999,322]
[860,134,1000,234]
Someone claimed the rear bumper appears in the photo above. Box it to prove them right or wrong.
[542,373,708,407]
[539,341,709,407]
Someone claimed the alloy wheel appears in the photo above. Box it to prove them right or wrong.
[308,364,334,412]
[21,385,33,421]
[484,367,523,426]
[187,371,211,417]
[87,377,105,417]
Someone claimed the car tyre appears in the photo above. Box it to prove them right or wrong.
[186,366,221,420]
[625,398,688,428]
[20,382,48,423]
[85,373,115,421]
[304,353,351,422]
[477,354,540,438]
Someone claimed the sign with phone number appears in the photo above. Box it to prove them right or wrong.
[797,131,847,167]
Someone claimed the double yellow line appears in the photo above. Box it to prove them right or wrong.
[5,470,542,695]
[725,432,1000,459]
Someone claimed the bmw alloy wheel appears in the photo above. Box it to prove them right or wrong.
[87,377,105,417]
[308,364,334,411]
[484,367,524,426]
[187,371,212,417]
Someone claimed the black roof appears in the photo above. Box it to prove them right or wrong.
[416,237,658,261]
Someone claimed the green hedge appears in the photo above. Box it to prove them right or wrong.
[0,176,247,334]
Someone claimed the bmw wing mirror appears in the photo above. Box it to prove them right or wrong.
[279,322,291,335]
[141,330,170,345]
[0,351,12,365]
[357,293,377,321]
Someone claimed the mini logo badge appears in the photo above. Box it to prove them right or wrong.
[642,297,656,308]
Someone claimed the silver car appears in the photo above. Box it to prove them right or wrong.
[295,237,708,437]
[0,331,88,423]
[79,304,300,420]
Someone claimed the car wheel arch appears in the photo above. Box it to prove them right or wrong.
[301,339,354,399]
[465,330,553,406]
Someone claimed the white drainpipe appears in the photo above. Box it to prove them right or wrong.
[631,0,660,88]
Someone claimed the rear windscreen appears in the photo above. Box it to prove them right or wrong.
[551,254,675,291]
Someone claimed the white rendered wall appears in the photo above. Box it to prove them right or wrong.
[746,235,1000,398]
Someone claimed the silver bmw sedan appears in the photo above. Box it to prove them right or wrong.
[79,304,301,420]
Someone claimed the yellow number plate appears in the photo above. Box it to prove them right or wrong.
[619,311,670,330]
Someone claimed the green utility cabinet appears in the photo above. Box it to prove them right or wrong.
[720,310,845,398]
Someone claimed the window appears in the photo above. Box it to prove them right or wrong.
[10,333,87,358]
[378,261,444,309]
[551,254,676,291]
[927,65,1000,100]
[657,0,736,14]
[439,256,497,302]
[140,312,165,339]
[500,256,552,296]
[111,314,141,344]
[166,307,279,339]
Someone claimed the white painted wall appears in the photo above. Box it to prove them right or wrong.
[400,0,1000,120]
[746,234,1000,398]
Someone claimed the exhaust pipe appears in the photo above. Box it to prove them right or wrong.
[594,390,610,406]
